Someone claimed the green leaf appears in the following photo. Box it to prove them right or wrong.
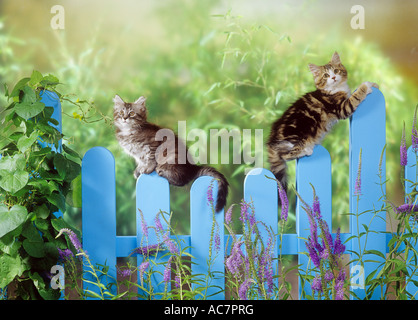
[71,174,82,208]
[17,130,39,153]
[0,153,26,171]
[53,153,81,181]
[63,144,82,160]
[0,169,29,194]
[0,254,27,288]
[364,249,386,260]
[0,204,28,238]
[0,233,21,256]
[9,77,30,98]
[47,192,66,213]
[28,179,58,196]
[40,74,60,88]
[23,238,45,258]
[29,70,43,87]
[15,101,45,120]
[38,288,61,300]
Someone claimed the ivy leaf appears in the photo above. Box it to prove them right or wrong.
[0,204,28,238]
[17,130,39,153]
[0,169,29,194]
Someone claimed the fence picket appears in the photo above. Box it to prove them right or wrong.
[349,88,386,299]
[81,147,117,299]
[405,146,418,297]
[296,145,332,299]
[190,176,225,299]
[244,168,279,292]
[136,172,170,297]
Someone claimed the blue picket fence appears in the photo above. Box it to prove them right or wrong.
[45,88,418,299]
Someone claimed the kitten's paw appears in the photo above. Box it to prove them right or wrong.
[363,81,379,94]
[134,165,155,178]
[142,165,156,175]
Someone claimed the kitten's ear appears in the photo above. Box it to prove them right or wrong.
[308,64,321,77]
[330,52,341,65]
[113,95,125,107]
[134,96,147,106]
[132,96,147,114]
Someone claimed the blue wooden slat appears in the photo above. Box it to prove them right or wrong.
[39,90,63,220]
[244,168,278,294]
[296,145,332,299]
[136,171,170,297]
[405,146,418,296]
[38,90,62,153]
[190,176,224,299]
[82,147,117,299]
[349,88,386,299]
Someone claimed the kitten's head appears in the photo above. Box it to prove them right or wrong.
[113,95,147,127]
[308,52,348,93]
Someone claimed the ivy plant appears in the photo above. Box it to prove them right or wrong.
[0,71,81,300]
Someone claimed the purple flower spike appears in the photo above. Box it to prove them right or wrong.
[396,203,418,214]
[138,261,150,284]
[207,181,214,207]
[306,240,321,268]
[56,228,83,254]
[238,279,253,300]
[163,257,173,283]
[333,228,345,257]
[354,149,362,196]
[311,276,322,293]
[401,124,408,167]
[412,105,418,152]
[312,194,322,220]
[278,182,289,222]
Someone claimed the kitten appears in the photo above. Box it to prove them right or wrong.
[113,95,229,212]
[267,52,378,193]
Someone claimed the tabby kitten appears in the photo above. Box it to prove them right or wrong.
[267,52,378,192]
[113,95,229,212]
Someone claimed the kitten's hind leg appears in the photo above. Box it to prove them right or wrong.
[155,164,188,186]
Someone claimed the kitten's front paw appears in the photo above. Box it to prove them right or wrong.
[134,165,155,178]
[363,81,379,94]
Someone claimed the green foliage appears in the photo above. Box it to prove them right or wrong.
[0,71,81,299]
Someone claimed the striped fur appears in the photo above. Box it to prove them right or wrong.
[267,52,378,194]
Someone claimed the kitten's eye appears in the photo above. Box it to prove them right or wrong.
[334,69,339,74]
[129,111,136,117]
[324,73,330,78]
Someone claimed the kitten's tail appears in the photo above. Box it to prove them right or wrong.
[268,153,288,195]
[194,166,229,213]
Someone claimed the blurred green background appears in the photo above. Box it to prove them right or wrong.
[0,0,417,236]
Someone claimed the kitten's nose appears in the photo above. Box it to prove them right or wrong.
[332,76,336,81]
